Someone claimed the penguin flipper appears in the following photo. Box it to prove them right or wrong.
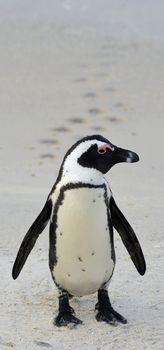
[110,197,146,276]
[12,199,52,280]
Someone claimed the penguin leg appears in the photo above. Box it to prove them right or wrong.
[95,289,127,325]
[54,290,83,327]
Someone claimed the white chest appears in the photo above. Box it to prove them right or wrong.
[52,185,114,296]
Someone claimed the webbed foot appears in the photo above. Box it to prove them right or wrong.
[95,289,127,325]
[54,290,82,327]
[54,312,82,327]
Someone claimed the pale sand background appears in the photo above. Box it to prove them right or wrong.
[0,1,164,349]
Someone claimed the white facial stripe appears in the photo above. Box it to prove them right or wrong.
[64,140,106,168]
[66,140,113,162]
[61,140,109,185]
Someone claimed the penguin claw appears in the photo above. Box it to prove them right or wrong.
[96,311,117,326]
[54,312,83,327]
[109,307,127,324]
[96,307,127,325]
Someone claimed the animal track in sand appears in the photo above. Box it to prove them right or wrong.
[84,92,97,98]
[88,108,102,115]
[104,87,116,93]
[114,102,124,108]
[92,125,105,132]
[68,117,86,124]
[34,340,52,348]
[52,126,70,133]
[40,154,55,159]
[74,77,88,83]
[40,139,58,145]
[95,72,108,77]
[104,116,122,123]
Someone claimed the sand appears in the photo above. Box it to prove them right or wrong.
[0,1,164,349]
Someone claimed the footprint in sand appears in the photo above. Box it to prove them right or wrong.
[40,154,55,159]
[52,126,70,133]
[91,125,106,132]
[74,78,88,83]
[131,132,137,136]
[40,139,59,145]
[114,102,124,108]
[84,92,97,98]
[35,340,52,348]
[68,117,86,124]
[104,116,122,123]
[88,108,102,115]
[104,87,116,93]
[95,72,108,77]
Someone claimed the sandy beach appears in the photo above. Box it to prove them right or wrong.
[0,1,164,349]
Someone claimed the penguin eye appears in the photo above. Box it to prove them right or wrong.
[97,148,107,155]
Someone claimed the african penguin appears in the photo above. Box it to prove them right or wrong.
[12,135,146,327]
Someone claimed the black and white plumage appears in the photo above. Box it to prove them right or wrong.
[12,135,146,327]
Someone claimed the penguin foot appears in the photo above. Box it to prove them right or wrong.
[95,289,127,325]
[54,312,83,327]
[95,304,127,325]
[55,290,82,327]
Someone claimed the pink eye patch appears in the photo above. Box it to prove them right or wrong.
[98,144,114,152]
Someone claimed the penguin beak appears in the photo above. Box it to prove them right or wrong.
[112,147,139,164]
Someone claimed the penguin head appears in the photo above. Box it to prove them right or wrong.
[62,135,139,178]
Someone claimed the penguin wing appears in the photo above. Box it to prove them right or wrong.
[12,199,52,280]
[110,196,146,275]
